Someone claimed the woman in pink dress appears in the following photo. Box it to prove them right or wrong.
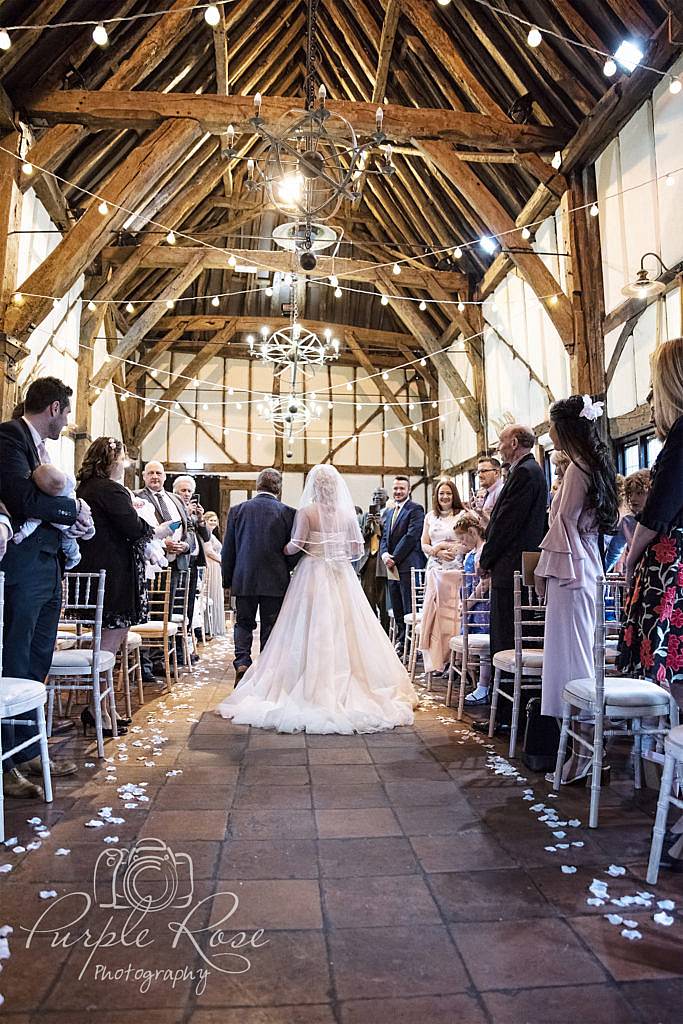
[535,395,619,784]
[419,479,464,675]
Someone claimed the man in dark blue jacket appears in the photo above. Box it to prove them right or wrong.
[380,475,426,653]
[222,468,297,683]
[0,377,93,798]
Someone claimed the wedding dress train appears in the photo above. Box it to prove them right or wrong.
[216,529,417,734]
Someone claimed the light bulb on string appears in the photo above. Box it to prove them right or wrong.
[265,286,273,296]
[125,302,135,314]
[329,275,338,287]
[527,27,542,48]
[380,294,389,305]
[346,382,353,392]
[589,203,599,217]
[21,162,33,176]
[97,200,109,215]
[92,22,108,46]
[420,359,426,367]
[419,300,427,311]
[211,295,220,307]
[521,226,531,240]
[551,150,562,170]
[453,247,463,259]
[479,235,498,255]
[166,299,175,309]
[0,29,11,50]
[382,372,389,380]
[334,287,342,298]
[204,4,221,26]
[166,230,176,244]
[666,174,675,187]
[392,262,401,276]
[603,59,617,77]
[12,292,23,305]
[670,78,682,95]
[457,301,465,312]
[228,254,237,268]
[87,300,96,312]
[549,294,559,306]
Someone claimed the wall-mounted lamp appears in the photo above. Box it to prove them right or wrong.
[621,252,670,299]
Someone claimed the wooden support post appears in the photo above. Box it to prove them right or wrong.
[73,277,103,467]
[0,130,27,418]
[565,166,606,396]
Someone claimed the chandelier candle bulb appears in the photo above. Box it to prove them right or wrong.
[318,83,326,105]
[376,107,384,131]
[254,93,262,114]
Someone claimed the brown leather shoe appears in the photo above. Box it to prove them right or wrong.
[24,756,77,778]
[3,767,42,799]
[234,664,249,685]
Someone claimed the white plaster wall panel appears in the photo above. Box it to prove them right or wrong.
[618,103,660,292]
[534,217,561,282]
[652,54,683,272]
[608,334,637,417]
[596,136,627,315]
[665,288,681,339]
[632,303,659,406]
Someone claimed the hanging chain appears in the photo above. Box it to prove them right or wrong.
[305,0,320,111]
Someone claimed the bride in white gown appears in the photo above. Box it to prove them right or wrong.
[216,464,417,733]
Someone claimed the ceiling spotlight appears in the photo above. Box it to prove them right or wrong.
[614,40,644,73]
[380,294,389,305]
[479,236,498,255]
[92,22,108,47]
[527,27,542,48]
[419,300,427,311]
[21,161,33,176]
[621,252,670,299]
[551,150,562,170]
[589,203,599,217]
[166,230,176,244]
[453,246,463,259]
[0,29,11,50]
[204,4,221,26]
[97,200,109,215]
[670,78,682,95]
[603,59,617,77]
[125,302,135,314]
[392,262,401,275]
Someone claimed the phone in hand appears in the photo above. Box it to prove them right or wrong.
[368,502,379,516]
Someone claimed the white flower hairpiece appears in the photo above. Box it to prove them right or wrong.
[579,395,604,422]
[108,438,118,449]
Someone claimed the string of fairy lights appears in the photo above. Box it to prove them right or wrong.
[0,0,680,92]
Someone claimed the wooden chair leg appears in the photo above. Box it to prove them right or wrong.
[135,648,144,705]
[488,668,501,738]
[171,641,179,685]
[554,704,571,791]
[646,750,676,884]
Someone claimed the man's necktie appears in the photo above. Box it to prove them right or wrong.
[155,489,174,522]
[37,440,50,465]
[391,505,401,531]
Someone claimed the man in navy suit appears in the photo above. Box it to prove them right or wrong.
[222,468,298,683]
[0,377,94,798]
[380,475,426,653]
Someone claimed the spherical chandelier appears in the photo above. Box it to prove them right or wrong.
[257,391,323,438]
[248,321,340,371]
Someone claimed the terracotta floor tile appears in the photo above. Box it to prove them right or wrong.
[481,983,639,1024]
[217,839,319,879]
[339,994,487,1024]
[141,809,228,841]
[311,783,389,809]
[393,803,481,834]
[569,913,683,982]
[410,827,509,873]
[247,733,307,749]
[622,978,683,1024]
[308,765,380,786]
[322,874,441,927]
[228,809,317,840]
[314,807,401,839]
[450,919,607,990]
[208,879,323,929]
[241,749,310,766]
[306,748,372,765]
[232,784,312,809]
[190,1008,336,1024]
[240,765,311,787]
[193,931,331,1006]
[427,867,553,922]
[329,925,468,999]
[151,784,236,810]
[317,837,419,877]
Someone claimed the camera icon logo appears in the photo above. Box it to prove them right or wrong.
[94,838,194,913]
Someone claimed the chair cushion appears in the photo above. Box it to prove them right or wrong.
[450,634,490,651]
[665,725,683,757]
[0,678,46,715]
[403,611,423,625]
[50,649,116,671]
[564,676,672,710]
[125,632,142,649]
[131,620,178,636]
[493,649,544,671]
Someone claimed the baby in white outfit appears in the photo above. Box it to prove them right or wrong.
[13,464,95,570]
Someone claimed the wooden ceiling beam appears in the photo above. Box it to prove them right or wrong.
[23,90,569,151]
[88,255,205,398]
[100,245,469,291]
[132,322,235,447]
[415,139,574,349]
[20,0,199,192]
[374,0,401,104]
[3,119,202,342]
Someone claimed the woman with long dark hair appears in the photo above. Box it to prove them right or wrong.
[535,394,619,783]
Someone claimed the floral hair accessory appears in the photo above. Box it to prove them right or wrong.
[108,438,118,449]
[579,395,604,422]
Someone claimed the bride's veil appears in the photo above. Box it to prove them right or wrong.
[289,464,365,562]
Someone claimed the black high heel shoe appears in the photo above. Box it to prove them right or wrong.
[80,707,128,737]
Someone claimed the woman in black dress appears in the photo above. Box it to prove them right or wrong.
[76,437,153,735]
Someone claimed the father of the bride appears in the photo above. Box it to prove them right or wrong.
[222,468,298,683]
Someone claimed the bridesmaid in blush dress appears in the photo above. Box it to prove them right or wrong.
[535,395,619,784]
